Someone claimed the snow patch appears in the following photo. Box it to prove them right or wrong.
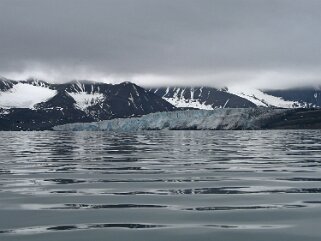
[164,97,214,110]
[223,99,230,108]
[0,109,10,115]
[227,86,301,108]
[159,87,215,110]
[68,92,104,110]
[0,83,57,109]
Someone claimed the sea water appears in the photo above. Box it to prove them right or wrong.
[0,130,320,241]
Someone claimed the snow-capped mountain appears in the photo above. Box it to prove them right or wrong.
[263,88,321,108]
[150,86,321,109]
[0,77,16,91]
[226,86,302,108]
[150,87,256,109]
[1,76,321,131]
[0,78,175,130]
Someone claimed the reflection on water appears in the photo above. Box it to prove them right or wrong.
[0,223,166,235]
[0,130,321,241]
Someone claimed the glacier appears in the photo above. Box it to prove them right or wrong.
[53,108,288,131]
[0,83,57,109]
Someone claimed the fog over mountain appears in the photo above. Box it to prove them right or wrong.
[1,0,321,89]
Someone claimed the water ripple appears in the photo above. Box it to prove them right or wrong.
[0,223,291,235]
[0,223,166,235]
[0,130,321,240]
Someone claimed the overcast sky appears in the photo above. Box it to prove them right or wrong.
[1,0,321,89]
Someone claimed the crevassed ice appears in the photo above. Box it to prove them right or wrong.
[54,108,287,131]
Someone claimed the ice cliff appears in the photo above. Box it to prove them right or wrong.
[53,108,288,131]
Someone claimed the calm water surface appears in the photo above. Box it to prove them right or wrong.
[0,130,321,241]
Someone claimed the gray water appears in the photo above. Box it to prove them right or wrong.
[0,130,321,241]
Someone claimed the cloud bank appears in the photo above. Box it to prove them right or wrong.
[1,0,321,89]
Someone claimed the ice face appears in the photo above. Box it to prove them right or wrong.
[54,108,288,131]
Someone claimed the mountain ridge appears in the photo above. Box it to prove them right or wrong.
[150,86,321,109]
[1,78,321,130]
[0,79,176,130]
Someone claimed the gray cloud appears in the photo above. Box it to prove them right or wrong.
[1,0,321,88]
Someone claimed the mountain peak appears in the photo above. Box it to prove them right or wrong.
[68,79,105,85]
[118,81,137,87]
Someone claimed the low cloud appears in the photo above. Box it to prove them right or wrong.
[1,0,321,89]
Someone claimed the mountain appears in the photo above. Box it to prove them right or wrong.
[226,86,303,108]
[0,78,176,130]
[1,77,321,131]
[263,88,321,108]
[150,86,321,109]
[150,87,256,109]
[0,77,17,91]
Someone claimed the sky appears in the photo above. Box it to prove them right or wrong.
[0,0,321,89]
